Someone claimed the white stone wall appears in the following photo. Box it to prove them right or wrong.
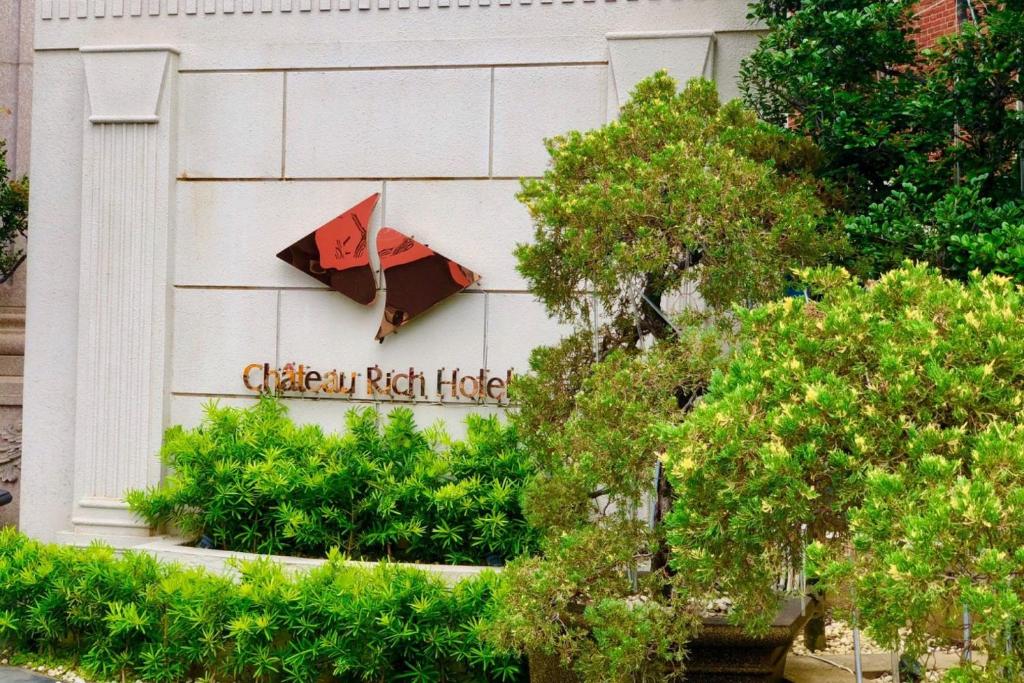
[22,0,763,543]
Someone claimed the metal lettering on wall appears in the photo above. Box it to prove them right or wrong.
[243,364,515,404]
[277,194,480,341]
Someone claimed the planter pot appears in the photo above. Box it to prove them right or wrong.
[124,537,495,585]
[685,597,814,682]
[528,597,813,683]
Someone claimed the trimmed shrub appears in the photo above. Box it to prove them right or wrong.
[0,528,524,683]
[662,263,1024,675]
[128,398,537,565]
[830,421,1024,680]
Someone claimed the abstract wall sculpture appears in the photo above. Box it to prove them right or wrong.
[277,195,481,341]
[276,193,379,306]
[375,228,480,341]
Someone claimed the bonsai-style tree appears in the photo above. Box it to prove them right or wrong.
[515,73,833,346]
[741,0,1024,281]
[662,263,1024,676]
[0,139,27,284]
[490,72,840,681]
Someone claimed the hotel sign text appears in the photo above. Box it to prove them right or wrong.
[243,363,515,404]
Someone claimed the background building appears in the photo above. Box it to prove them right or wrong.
[0,0,31,529]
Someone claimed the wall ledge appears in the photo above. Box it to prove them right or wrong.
[45,0,658,19]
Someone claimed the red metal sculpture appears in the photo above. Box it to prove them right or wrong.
[277,194,480,340]
[375,227,480,341]
[276,193,380,306]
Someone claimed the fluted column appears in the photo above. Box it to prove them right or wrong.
[71,45,178,541]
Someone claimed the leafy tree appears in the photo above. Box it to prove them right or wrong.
[741,0,1024,280]
[921,4,1024,199]
[0,140,27,284]
[741,0,925,207]
[661,264,1024,677]
[490,73,838,680]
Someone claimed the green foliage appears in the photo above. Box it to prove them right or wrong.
[661,263,1024,671]
[0,528,523,682]
[816,422,1024,680]
[0,139,27,284]
[845,176,1024,281]
[514,71,838,345]
[742,0,1024,280]
[128,397,537,565]
[491,328,729,681]
[741,0,925,206]
[491,72,835,680]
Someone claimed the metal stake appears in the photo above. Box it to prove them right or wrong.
[963,606,972,663]
[853,614,864,683]
[799,523,807,617]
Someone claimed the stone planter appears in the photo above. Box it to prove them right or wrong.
[124,537,496,586]
[528,597,813,683]
[685,597,813,682]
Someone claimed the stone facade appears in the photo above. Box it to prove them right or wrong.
[0,0,31,530]
[0,0,32,178]
[21,0,765,544]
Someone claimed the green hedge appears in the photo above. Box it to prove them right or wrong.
[128,398,538,565]
[0,529,524,682]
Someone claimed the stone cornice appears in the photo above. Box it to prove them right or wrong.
[42,0,624,19]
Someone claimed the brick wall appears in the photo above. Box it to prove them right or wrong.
[913,0,960,49]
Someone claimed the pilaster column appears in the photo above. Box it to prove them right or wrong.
[70,45,178,542]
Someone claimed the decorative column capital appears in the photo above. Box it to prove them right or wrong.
[606,30,715,108]
[80,45,180,124]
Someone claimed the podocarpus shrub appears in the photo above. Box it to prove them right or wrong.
[0,529,524,683]
[661,263,1024,677]
[128,398,537,565]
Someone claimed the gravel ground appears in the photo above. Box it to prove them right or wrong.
[1,657,90,683]
[789,619,968,682]
[792,618,889,656]
[874,673,944,682]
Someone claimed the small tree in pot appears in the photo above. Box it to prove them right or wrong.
[489,72,840,681]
